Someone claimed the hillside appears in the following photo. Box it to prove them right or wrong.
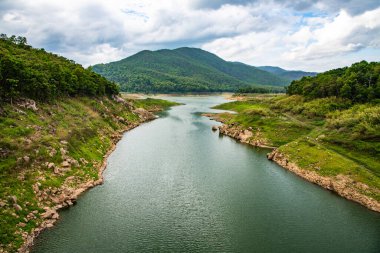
[92,47,290,93]
[207,61,380,211]
[257,66,317,80]
[0,35,179,252]
[0,35,118,102]
[287,61,380,102]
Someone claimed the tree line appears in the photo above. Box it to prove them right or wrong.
[286,61,380,103]
[0,34,119,102]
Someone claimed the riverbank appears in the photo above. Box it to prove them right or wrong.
[0,96,178,253]
[206,94,380,212]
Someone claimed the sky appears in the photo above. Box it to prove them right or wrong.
[0,0,379,72]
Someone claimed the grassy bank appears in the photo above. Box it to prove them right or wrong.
[0,96,177,252]
[213,94,380,203]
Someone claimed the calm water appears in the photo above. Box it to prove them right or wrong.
[32,96,380,253]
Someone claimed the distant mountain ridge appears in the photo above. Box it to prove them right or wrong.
[257,66,318,80]
[92,47,315,93]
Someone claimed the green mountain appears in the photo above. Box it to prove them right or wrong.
[92,47,291,93]
[257,66,317,80]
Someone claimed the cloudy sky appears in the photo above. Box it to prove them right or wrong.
[0,0,379,71]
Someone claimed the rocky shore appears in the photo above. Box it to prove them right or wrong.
[206,114,380,213]
[267,150,380,212]
[17,105,158,253]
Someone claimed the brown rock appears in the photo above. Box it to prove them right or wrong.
[9,195,17,204]
[23,156,30,163]
[13,204,22,211]
[212,126,218,131]
[18,222,27,228]
[61,161,70,168]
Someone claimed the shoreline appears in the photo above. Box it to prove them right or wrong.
[205,114,380,213]
[19,112,157,253]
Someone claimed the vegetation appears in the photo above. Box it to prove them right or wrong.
[213,94,380,201]
[257,66,317,81]
[235,86,285,94]
[286,61,380,103]
[0,34,119,102]
[128,97,179,111]
[92,48,291,93]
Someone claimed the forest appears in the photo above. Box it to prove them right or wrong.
[0,34,119,102]
[286,61,380,102]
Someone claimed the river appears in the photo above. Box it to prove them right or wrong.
[32,96,380,253]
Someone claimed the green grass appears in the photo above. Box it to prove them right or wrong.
[129,97,180,111]
[213,94,380,201]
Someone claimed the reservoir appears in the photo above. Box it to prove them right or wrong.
[32,96,380,253]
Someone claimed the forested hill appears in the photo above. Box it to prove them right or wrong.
[91,47,291,93]
[257,66,317,81]
[286,61,380,102]
[0,34,118,102]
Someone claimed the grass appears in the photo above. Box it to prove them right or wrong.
[0,96,176,252]
[213,94,380,201]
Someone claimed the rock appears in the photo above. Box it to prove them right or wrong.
[49,148,57,157]
[9,195,17,204]
[212,126,218,131]
[60,140,68,145]
[18,222,27,228]
[60,147,67,156]
[267,152,275,160]
[13,204,22,211]
[46,223,54,228]
[53,167,60,174]
[47,162,55,169]
[79,158,88,165]
[41,209,58,219]
[70,159,79,167]
[0,200,6,207]
[61,161,70,168]
[23,156,30,163]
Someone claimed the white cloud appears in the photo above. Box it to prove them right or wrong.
[0,0,379,71]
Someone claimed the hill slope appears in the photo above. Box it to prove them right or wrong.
[257,66,317,80]
[0,35,118,102]
[92,48,290,93]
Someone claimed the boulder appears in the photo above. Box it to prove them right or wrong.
[13,204,22,211]
[9,195,17,204]
[47,162,55,169]
[23,156,30,164]
[60,147,67,156]
[18,222,27,228]
[211,126,218,131]
[61,161,70,168]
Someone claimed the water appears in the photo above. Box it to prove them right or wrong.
[32,96,380,253]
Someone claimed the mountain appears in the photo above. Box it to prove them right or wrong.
[92,48,291,93]
[257,66,317,81]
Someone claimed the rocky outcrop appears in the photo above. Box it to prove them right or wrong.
[216,124,276,149]
[17,98,39,111]
[268,150,380,212]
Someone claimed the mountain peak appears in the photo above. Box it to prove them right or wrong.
[92,48,313,93]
